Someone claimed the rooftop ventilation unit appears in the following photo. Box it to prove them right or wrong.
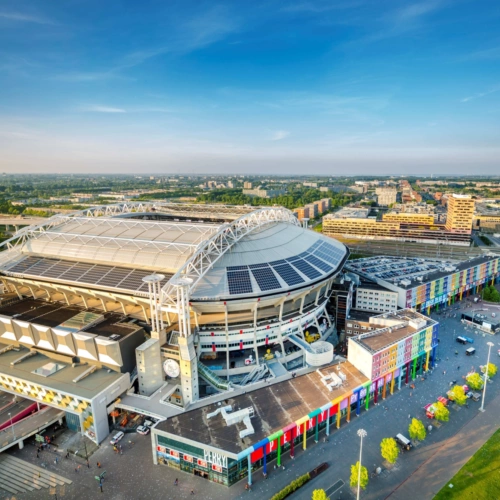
[400,279,411,286]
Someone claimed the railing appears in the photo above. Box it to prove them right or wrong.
[197,361,231,391]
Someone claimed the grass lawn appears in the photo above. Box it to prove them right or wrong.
[434,428,500,499]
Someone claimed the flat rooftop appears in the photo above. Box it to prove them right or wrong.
[351,309,437,354]
[0,298,139,340]
[155,361,368,455]
[0,344,124,400]
[346,254,498,289]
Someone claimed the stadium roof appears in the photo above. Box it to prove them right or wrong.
[0,202,348,304]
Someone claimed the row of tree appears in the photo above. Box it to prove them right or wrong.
[482,285,500,303]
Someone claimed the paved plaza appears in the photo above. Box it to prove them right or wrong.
[1,298,500,500]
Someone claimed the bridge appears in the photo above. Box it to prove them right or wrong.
[0,217,48,231]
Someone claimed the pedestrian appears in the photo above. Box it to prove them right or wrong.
[55,456,59,464]
[120,448,123,455]
[97,462,101,468]
[410,392,412,397]
[75,467,78,473]
[86,459,90,468]
[174,478,178,486]
[457,366,460,370]
[36,451,39,459]
[66,451,70,459]
[408,414,411,419]
[191,490,195,495]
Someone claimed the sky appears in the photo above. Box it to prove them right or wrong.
[1,0,500,175]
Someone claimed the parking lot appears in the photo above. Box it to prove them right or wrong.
[2,297,500,500]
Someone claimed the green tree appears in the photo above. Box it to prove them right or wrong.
[466,372,484,390]
[312,490,328,500]
[483,286,492,301]
[449,385,467,406]
[490,288,500,303]
[380,437,400,464]
[433,401,450,422]
[408,418,426,441]
[350,461,369,490]
[481,363,498,378]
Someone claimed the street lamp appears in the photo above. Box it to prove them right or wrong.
[356,428,367,500]
[479,342,494,412]
[8,412,15,440]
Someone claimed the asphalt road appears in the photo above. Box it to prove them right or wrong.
[2,299,500,500]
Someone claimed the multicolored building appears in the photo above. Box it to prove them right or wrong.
[346,254,500,315]
[151,310,438,487]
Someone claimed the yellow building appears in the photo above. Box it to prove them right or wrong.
[473,215,500,232]
[382,213,435,224]
[445,194,474,234]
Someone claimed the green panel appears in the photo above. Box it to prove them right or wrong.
[157,435,206,459]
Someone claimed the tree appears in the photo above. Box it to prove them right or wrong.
[312,490,328,500]
[380,437,399,464]
[481,363,498,378]
[483,286,492,301]
[491,288,500,303]
[466,372,484,390]
[449,385,467,405]
[350,461,369,490]
[408,418,426,441]
[433,401,450,422]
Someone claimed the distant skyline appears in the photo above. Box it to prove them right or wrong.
[1,0,499,174]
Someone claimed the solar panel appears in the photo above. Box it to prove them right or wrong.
[298,251,310,258]
[4,256,172,294]
[227,265,249,271]
[290,259,322,279]
[304,254,333,273]
[273,264,304,286]
[251,267,281,291]
[286,256,302,263]
[249,263,270,269]
[269,259,287,266]
[227,270,253,295]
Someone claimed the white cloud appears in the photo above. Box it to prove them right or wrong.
[80,105,126,113]
[0,11,54,25]
[460,88,499,103]
[269,130,290,141]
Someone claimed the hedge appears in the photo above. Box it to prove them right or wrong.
[270,473,311,500]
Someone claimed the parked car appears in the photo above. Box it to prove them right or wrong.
[137,425,150,435]
[144,419,156,428]
[110,431,124,445]
[463,336,474,344]
[395,433,413,450]
[456,336,468,344]
[466,347,476,356]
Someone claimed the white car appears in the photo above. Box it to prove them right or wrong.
[137,425,150,435]
[110,431,124,445]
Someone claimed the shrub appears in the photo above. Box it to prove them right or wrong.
[466,372,484,390]
[433,401,450,422]
[449,385,467,406]
[481,363,498,378]
[270,473,310,500]
[312,490,328,500]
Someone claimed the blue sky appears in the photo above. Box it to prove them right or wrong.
[1,0,499,175]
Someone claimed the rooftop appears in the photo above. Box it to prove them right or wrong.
[350,309,436,353]
[155,360,368,455]
[0,344,125,400]
[345,254,499,288]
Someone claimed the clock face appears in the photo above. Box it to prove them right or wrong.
[163,359,180,378]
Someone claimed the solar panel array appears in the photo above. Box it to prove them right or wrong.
[227,269,253,295]
[225,239,346,295]
[5,256,171,294]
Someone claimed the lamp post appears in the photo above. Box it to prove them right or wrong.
[8,412,15,440]
[479,342,494,412]
[356,428,367,500]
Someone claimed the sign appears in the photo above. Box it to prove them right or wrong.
[203,450,227,469]
[183,454,193,463]
[212,464,223,473]
[157,445,166,453]
[197,459,207,468]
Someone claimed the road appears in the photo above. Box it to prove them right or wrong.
[2,300,500,499]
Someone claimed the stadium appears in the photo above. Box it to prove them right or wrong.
[0,202,348,445]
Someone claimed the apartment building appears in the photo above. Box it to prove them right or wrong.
[376,187,397,206]
[293,206,310,221]
[355,283,398,313]
[382,213,435,225]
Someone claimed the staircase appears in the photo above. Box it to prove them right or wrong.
[197,361,231,391]
[239,363,270,386]
[0,454,72,495]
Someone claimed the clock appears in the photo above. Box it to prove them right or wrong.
[163,359,180,378]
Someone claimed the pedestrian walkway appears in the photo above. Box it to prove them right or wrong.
[386,390,500,500]
[0,454,72,494]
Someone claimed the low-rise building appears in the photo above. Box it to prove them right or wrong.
[354,283,398,313]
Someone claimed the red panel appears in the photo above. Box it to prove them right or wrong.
[280,430,292,446]
[251,447,263,463]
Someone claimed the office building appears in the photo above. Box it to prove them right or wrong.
[445,194,475,234]
[354,283,398,313]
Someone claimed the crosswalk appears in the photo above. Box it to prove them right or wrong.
[0,454,72,495]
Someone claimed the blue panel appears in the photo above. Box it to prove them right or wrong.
[227,265,249,271]
[273,263,304,286]
[290,259,322,279]
[227,270,253,295]
[304,254,333,273]
[269,259,287,266]
[251,267,281,291]
[249,263,270,269]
